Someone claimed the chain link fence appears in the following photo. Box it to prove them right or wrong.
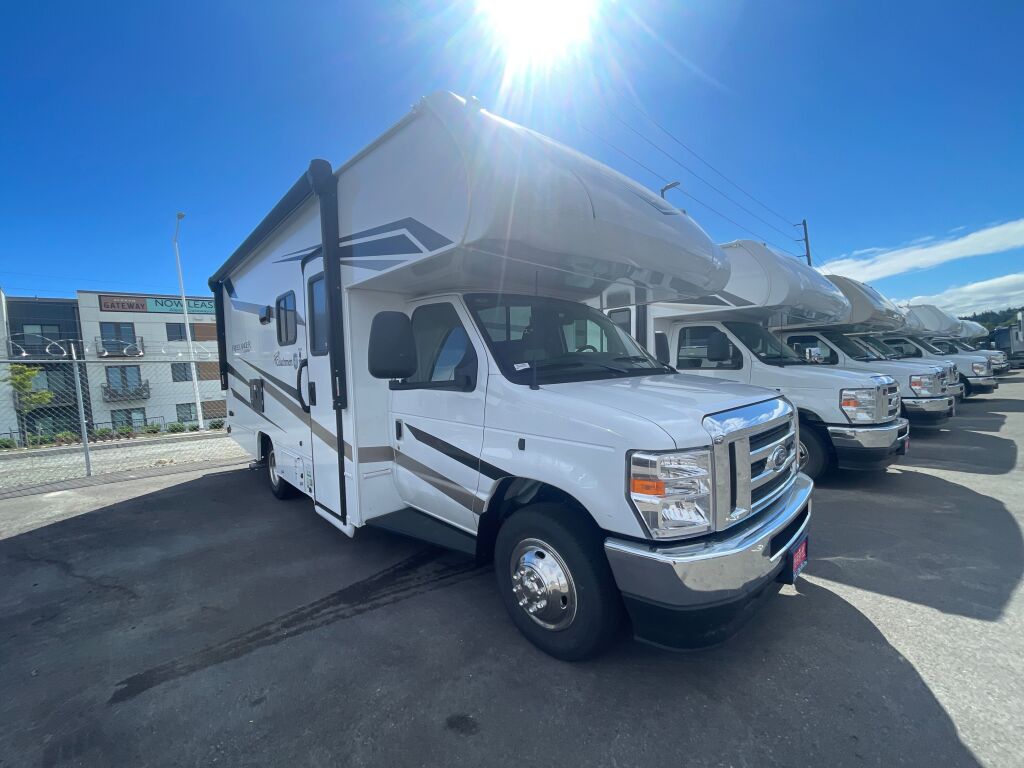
[0,353,248,493]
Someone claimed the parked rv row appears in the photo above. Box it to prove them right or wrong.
[209,92,1002,661]
[614,240,1006,481]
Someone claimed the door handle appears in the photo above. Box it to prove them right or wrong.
[296,359,310,413]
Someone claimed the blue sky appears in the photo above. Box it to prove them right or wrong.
[1,1,1022,315]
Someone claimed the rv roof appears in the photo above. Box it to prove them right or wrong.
[211,91,731,304]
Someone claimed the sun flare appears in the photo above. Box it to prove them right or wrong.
[475,0,598,76]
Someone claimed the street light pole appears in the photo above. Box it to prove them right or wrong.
[173,212,206,429]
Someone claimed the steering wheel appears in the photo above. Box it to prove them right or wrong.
[575,344,598,352]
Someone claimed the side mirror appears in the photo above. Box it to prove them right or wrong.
[654,332,670,365]
[706,330,732,362]
[804,347,824,363]
[368,311,417,380]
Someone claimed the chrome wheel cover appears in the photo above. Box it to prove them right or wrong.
[268,448,278,487]
[509,538,577,631]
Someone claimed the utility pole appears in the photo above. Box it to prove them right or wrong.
[798,218,812,266]
[173,212,206,430]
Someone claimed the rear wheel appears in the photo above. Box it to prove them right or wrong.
[263,438,295,499]
[494,503,623,660]
[797,424,830,480]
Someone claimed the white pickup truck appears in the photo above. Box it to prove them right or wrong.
[209,92,813,659]
[776,274,957,426]
[638,241,909,481]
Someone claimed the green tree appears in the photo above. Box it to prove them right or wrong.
[2,364,55,440]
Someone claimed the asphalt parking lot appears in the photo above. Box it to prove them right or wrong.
[2,376,1022,767]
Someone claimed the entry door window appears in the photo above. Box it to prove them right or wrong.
[308,275,328,356]
[406,303,477,388]
[676,326,742,369]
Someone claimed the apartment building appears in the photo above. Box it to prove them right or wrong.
[76,291,226,430]
[1,289,92,440]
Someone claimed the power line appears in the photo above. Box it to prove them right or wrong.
[616,91,798,228]
[580,125,803,256]
[608,112,803,244]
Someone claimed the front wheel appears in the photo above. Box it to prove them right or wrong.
[494,503,624,660]
[797,424,831,480]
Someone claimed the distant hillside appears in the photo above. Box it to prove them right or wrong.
[961,306,1024,331]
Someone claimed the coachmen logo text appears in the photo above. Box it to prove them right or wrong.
[274,350,301,369]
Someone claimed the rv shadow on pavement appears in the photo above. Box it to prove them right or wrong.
[900,420,1017,475]
[0,468,980,766]
[808,468,1021,622]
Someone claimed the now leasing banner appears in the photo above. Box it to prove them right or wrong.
[99,295,216,315]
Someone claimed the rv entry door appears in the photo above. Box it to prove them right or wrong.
[302,258,345,523]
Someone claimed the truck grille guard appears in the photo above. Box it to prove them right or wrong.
[703,398,799,533]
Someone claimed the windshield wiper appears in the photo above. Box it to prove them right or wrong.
[613,355,674,372]
[535,360,630,374]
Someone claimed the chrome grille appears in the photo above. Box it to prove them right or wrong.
[883,383,900,418]
[703,398,798,532]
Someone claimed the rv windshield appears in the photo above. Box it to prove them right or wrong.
[821,330,881,361]
[723,321,806,366]
[908,335,944,354]
[465,293,671,385]
[859,335,904,359]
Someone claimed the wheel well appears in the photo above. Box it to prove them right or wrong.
[797,408,825,425]
[475,478,594,563]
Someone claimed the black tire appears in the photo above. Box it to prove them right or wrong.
[494,503,624,660]
[960,374,974,398]
[797,423,831,481]
[263,438,295,500]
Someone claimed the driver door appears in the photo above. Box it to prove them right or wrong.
[389,300,488,533]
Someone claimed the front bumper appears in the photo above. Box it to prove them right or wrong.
[827,417,910,470]
[947,381,965,401]
[605,473,813,648]
[903,396,954,425]
[994,363,1011,376]
[965,375,999,394]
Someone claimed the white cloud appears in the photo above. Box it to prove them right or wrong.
[898,272,1024,316]
[821,218,1024,282]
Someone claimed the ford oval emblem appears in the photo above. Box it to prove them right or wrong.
[768,445,788,472]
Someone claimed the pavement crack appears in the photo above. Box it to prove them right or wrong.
[10,551,139,600]
[108,549,485,705]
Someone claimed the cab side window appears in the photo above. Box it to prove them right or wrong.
[407,303,477,389]
[884,337,921,357]
[788,334,837,364]
[676,325,742,370]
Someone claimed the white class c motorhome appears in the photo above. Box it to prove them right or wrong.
[881,304,998,397]
[776,273,956,427]
[208,92,813,659]
[639,240,909,481]
[906,305,1010,377]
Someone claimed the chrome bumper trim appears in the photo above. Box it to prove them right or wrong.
[903,396,954,414]
[826,417,910,450]
[605,473,813,608]
[966,375,997,386]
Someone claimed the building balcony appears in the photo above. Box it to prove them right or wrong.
[101,381,151,402]
[95,336,145,357]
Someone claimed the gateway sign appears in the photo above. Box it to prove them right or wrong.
[99,295,216,315]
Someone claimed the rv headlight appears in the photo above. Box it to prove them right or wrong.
[840,388,878,423]
[629,449,712,539]
[909,373,939,397]
[971,361,989,376]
